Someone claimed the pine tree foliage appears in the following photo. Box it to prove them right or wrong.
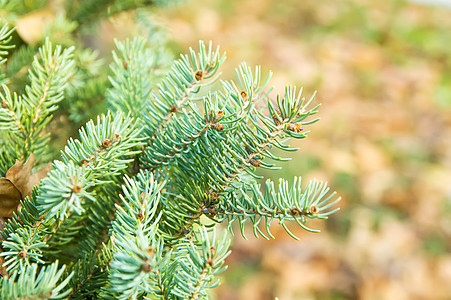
[0,38,75,173]
[0,24,14,69]
[1,0,173,127]
[1,261,72,299]
[0,4,340,299]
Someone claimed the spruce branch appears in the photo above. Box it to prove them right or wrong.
[141,41,225,142]
[0,261,73,300]
[22,39,75,160]
[0,31,340,298]
[102,171,169,299]
[219,177,341,240]
[107,37,163,120]
[39,112,142,220]
[0,39,75,170]
[145,61,334,241]
[0,227,47,273]
[169,227,230,300]
[0,24,14,68]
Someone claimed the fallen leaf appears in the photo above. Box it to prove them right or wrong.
[0,179,22,218]
[15,8,55,45]
[0,154,52,218]
[0,254,7,278]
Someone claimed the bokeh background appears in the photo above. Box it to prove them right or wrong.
[153,0,451,299]
[9,0,451,299]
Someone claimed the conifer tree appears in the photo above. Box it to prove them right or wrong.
[0,2,340,299]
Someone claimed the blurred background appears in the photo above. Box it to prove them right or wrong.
[7,0,451,298]
[154,0,451,299]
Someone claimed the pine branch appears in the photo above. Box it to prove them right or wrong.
[101,171,169,299]
[141,41,225,143]
[220,177,340,240]
[107,37,162,120]
[168,227,230,300]
[0,24,14,68]
[0,30,340,299]
[39,112,142,220]
[0,39,75,169]
[0,261,73,300]
[147,64,326,241]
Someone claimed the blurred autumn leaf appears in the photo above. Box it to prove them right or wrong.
[0,154,51,218]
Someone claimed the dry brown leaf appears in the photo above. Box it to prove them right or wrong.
[0,178,22,218]
[0,255,7,278]
[0,154,52,218]
[15,8,55,45]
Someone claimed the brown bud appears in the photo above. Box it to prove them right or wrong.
[114,133,120,141]
[141,263,152,273]
[102,138,112,149]
[295,123,303,132]
[215,110,224,119]
[195,70,203,81]
[1,101,7,108]
[210,246,216,257]
[170,105,178,113]
[249,158,260,167]
[72,184,82,193]
[19,250,27,258]
[206,191,219,204]
[213,123,224,131]
[147,247,155,256]
[123,61,128,69]
[206,259,214,267]
[309,205,319,215]
[137,211,144,222]
[290,207,300,216]
[240,91,248,99]
[287,123,303,133]
[80,159,89,166]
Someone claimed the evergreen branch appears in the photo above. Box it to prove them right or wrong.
[4,44,36,88]
[219,177,341,240]
[38,112,142,220]
[21,39,75,161]
[102,171,170,299]
[1,189,45,241]
[26,43,73,121]
[107,37,150,116]
[64,251,109,300]
[0,227,48,273]
[0,24,14,67]
[58,187,117,299]
[0,261,73,300]
[61,184,118,259]
[61,112,142,178]
[142,41,225,140]
[157,80,322,239]
[0,40,75,168]
[169,227,230,300]
[107,37,160,120]
[37,160,95,221]
[0,190,54,276]
[0,85,26,134]
[142,99,228,168]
